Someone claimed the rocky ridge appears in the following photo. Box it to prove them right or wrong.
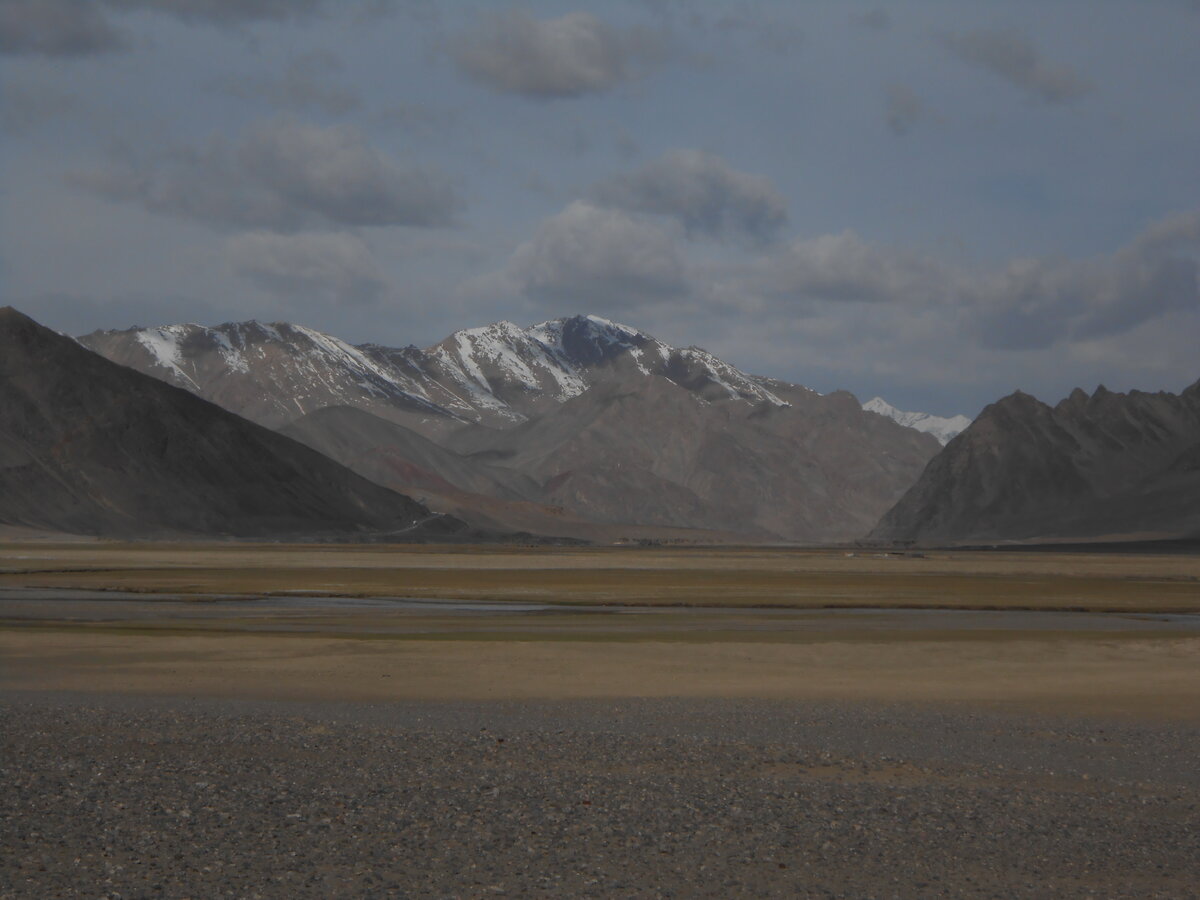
[0,307,455,539]
[871,381,1200,544]
[82,314,941,542]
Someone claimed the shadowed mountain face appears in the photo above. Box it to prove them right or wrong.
[82,313,942,542]
[0,307,455,539]
[871,383,1200,545]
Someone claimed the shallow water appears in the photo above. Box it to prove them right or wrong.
[3,586,1199,635]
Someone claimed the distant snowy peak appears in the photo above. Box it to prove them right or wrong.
[434,314,788,410]
[82,313,797,433]
[81,319,454,429]
[863,397,972,445]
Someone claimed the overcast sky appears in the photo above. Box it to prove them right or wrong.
[2,0,1198,415]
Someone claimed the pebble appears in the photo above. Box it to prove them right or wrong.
[1,693,1197,898]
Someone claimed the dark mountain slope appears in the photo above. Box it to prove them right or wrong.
[0,307,456,539]
[870,382,1200,544]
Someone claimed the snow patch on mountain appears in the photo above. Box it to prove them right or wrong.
[87,313,810,433]
[679,347,788,406]
[135,325,200,389]
[863,397,971,445]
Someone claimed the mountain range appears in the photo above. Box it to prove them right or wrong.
[4,304,1192,546]
[79,314,943,542]
[0,307,462,539]
[872,382,1200,544]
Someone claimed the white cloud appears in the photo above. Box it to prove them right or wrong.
[507,202,686,307]
[227,231,388,305]
[452,10,666,98]
[591,149,788,243]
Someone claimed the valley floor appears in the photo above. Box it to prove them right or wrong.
[2,543,1198,897]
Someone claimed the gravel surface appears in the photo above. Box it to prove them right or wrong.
[2,692,1197,898]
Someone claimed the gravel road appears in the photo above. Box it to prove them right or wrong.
[2,692,1197,898]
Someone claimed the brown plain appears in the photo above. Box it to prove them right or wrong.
[2,542,1198,720]
[3,542,1198,610]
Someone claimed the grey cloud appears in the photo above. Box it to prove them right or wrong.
[851,9,891,31]
[591,150,788,243]
[227,231,388,305]
[1,81,78,134]
[451,10,666,98]
[0,1,397,57]
[940,28,1093,104]
[507,201,686,306]
[754,230,954,305]
[747,213,1199,351]
[70,118,460,231]
[219,51,360,115]
[885,84,927,135]
[970,212,1200,349]
[0,0,126,56]
[103,0,326,25]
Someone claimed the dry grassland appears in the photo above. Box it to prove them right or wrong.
[3,542,1198,718]
[3,630,1198,720]
[2,542,1198,612]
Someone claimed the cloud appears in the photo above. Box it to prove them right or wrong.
[743,211,1200,350]
[1,1,397,57]
[70,118,460,231]
[884,84,929,135]
[1,81,78,134]
[102,0,327,26]
[0,0,126,56]
[751,230,954,306]
[218,51,360,115]
[591,150,788,243]
[451,9,666,98]
[851,9,891,31]
[227,231,388,305]
[507,201,686,306]
[967,211,1200,349]
[940,28,1093,104]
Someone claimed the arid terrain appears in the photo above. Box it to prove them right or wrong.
[3,542,1199,897]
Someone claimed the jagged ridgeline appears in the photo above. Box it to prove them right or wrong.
[0,307,462,539]
[79,314,942,542]
[871,383,1200,545]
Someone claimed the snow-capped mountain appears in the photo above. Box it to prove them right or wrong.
[80,314,791,433]
[862,397,972,445]
[81,320,460,433]
[78,313,944,541]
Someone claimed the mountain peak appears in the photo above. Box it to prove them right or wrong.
[81,312,803,434]
[862,396,971,445]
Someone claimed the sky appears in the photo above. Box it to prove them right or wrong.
[1,0,1198,417]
